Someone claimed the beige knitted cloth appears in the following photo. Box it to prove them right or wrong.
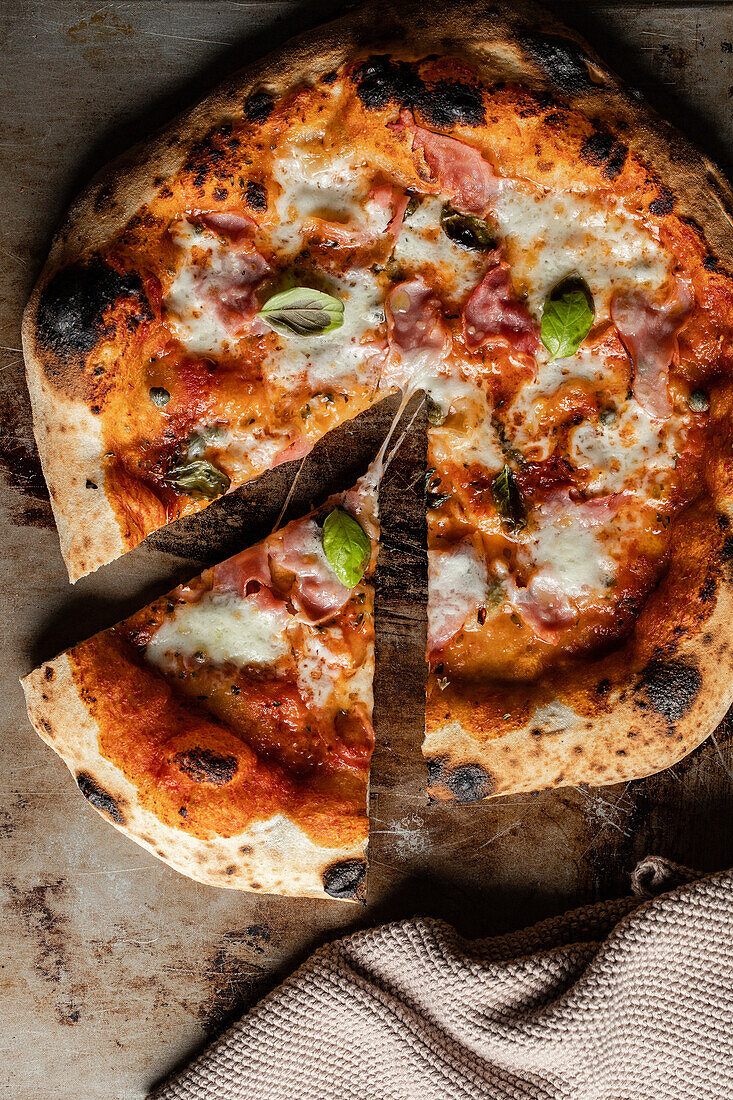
[154,858,733,1100]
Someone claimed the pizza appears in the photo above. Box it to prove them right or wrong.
[22,474,379,900]
[21,0,733,870]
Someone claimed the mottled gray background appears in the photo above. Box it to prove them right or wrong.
[2,2,733,1097]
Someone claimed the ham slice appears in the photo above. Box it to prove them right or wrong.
[369,182,410,240]
[386,278,450,355]
[212,542,272,596]
[273,437,313,468]
[463,262,540,357]
[270,518,354,624]
[393,109,502,214]
[198,210,257,243]
[611,280,693,421]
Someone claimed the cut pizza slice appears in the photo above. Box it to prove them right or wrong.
[22,472,379,900]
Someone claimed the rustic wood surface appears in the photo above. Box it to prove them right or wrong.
[2,2,733,1096]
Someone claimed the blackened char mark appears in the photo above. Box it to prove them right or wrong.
[581,129,628,179]
[76,772,125,824]
[521,35,594,94]
[637,659,702,724]
[322,857,367,901]
[427,756,494,803]
[243,90,275,123]
[36,260,148,360]
[245,180,267,211]
[354,55,485,127]
[174,747,239,785]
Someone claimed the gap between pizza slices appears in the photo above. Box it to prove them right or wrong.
[20,0,733,893]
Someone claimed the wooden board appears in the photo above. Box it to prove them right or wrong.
[2,2,733,1096]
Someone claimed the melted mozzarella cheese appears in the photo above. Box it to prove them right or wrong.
[427,542,488,644]
[296,623,373,715]
[261,269,385,391]
[492,186,670,321]
[146,591,292,671]
[522,510,616,597]
[270,144,386,258]
[429,387,504,472]
[164,221,244,353]
[393,197,487,303]
[570,402,678,493]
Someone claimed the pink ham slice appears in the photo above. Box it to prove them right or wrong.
[393,109,502,214]
[273,437,313,468]
[369,182,410,240]
[611,279,693,421]
[198,210,257,243]
[270,518,354,624]
[463,262,540,356]
[210,543,289,615]
[186,211,270,337]
[386,278,450,355]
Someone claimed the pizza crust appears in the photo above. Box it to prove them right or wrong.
[22,655,367,901]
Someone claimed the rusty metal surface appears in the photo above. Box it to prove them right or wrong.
[2,2,733,1096]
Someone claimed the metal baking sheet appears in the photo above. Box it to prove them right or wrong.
[2,3,733,1096]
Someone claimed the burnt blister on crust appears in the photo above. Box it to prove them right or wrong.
[427,756,494,802]
[174,747,238,785]
[636,659,702,724]
[521,34,594,94]
[354,55,485,127]
[36,260,148,361]
[76,772,125,824]
[322,857,367,901]
[581,128,628,179]
[243,90,275,123]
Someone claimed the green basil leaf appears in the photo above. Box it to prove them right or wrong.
[688,389,710,413]
[322,507,371,588]
[149,386,170,407]
[491,465,526,531]
[440,205,496,252]
[165,459,230,500]
[540,275,595,361]
[257,287,344,337]
[426,395,447,426]
[404,194,420,220]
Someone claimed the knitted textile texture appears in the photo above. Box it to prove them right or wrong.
[153,858,733,1100]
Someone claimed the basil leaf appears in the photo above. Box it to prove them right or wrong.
[322,507,371,588]
[426,395,446,426]
[404,194,420,220]
[540,276,595,361]
[149,386,170,407]
[491,465,526,531]
[440,205,495,252]
[257,287,344,337]
[165,459,230,500]
[688,389,710,413]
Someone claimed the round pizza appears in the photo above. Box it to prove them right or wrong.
[21,0,733,889]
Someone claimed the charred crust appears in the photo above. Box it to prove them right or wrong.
[595,678,611,697]
[93,182,115,214]
[76,772,125,824]
[322,857,366,901]
[520,35,593,94]
[580,129,628,179]
[699,572,717,603]
[244,180,267,210]
[427,756,493,802]
[243,90,275,123]
[44,666,55,681]
[353,55,484,127]
[36,260,148,362]
[212,186,228,201]
[637,659,702,724]
[174,747,238,785]
[649,187,675,216]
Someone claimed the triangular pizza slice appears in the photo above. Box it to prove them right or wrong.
[22,473,379,901]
